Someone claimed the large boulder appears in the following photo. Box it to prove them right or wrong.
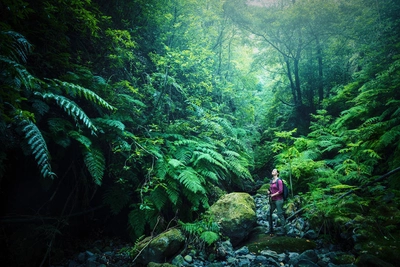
[133,228,185,265]
[209,192,257,246]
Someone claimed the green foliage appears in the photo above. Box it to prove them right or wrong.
[179,216,220,248]
[103,184,131,215]
[0,30,113,186]
[2,0,400,261]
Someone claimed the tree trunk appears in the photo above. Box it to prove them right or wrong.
[316,36,324,104]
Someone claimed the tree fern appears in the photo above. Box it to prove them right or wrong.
[20,119,56,179]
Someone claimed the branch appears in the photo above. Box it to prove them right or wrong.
[337,166,400,200]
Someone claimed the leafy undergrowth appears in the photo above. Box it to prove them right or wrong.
[355,232,400,266]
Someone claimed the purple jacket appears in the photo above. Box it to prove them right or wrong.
[270,178,284,201]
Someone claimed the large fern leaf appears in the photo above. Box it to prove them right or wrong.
[51,79,116,111]
[166,179,180,206]
[20,120,56,179]
[103,184,130,214]
[150,185,168,211]
[83,147,105,185]
[0,56,37,90]
[35,92,98,134]
[68,131,92,149]
[92,117,125,132]
[178,167,205,194]
[128,208,146,238]
[0,31,32,63]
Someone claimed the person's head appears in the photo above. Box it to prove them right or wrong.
[272,168,279,176]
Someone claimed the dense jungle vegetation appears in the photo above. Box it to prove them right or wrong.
[1,0,400,265]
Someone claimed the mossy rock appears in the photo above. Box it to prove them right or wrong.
[333,253,356,265]
[208,192,256,246]
[243,234,316,254]
[355,254,395,267]
[132,229,185,265]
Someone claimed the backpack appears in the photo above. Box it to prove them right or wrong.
[276,178,289,200]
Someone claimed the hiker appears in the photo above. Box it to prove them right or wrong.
[267,168,286,235]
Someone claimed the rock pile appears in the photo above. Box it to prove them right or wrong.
[58,193,361,267]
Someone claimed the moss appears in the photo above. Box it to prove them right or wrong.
[355,231,400,265]
[243,235,316,254]
[209,192,256,229]
[334,253,356,265]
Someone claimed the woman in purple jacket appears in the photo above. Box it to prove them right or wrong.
[267,168,286,235]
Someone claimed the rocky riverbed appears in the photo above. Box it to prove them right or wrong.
[52,193,367,267]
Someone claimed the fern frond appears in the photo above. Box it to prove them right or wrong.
[48,118,73,133]
[174,146,193,165]
[225,156,252,180]
[128,208,146,238]
[198,169,219,182]
[168,158,184,168]
[156,158,168,179]
[378,124,400,147]
[193,151,227,172]
[0,31,32,63]
[196,147,227,168]
[362,116,381,127]
[36,92,97,134]
[0,56,37,90]
[83,147,105,185]
[103,184,130,214]
[51,79,116,111]
[68,131,92,149]
[174,139,203,147]
[178,167,205,194]
[166,179,180,206]
[92,117,125,132]
[20,119,56,179]
[150,184,168,211]
[200,231,219,246]
[117,94,147,107]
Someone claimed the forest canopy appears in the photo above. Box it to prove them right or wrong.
[1,0,400,265]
